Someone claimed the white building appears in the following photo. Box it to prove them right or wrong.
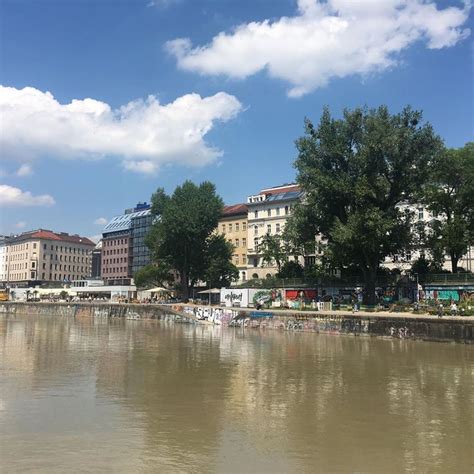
[246,184,304,279]
[0,236,8,283]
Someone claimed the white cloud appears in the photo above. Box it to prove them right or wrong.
[148,0,181,7]
[0,86,243,174]
[94,217,108,225]
[0,185,55,207]
[16,164,33,177]
[15,221,27,229]
[166,0,471,97]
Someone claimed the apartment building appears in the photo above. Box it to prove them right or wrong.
[219,204,248,283]
[0,236,8,283]
[246,184,303,279]
[2,229,95,286]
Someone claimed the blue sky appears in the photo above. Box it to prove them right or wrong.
[0,0,472,240]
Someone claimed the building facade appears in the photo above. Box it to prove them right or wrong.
[219,204,248,283]
[101,202,153,284]
[0,236,8,284]
[2,230,95,286]
[91,241,102,278]
[246,184,303,279]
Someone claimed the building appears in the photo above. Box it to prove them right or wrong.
[0,236,8,284]
[383,204,474,273]
[219,204,248,283]
[3,229,95,286]
[91,241,102,278]
[101,202,153,285]
[131,204,154,276]
[246,184,303,279]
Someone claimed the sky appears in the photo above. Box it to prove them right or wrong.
[0,0,473,241]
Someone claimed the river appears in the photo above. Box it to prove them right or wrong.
[0,313,472,473]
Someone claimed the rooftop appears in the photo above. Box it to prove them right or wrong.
[7,229,95,246]
[102,208,152,234]
[222,203,248,217]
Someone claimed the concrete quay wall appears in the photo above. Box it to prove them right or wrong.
[0,302,472,343]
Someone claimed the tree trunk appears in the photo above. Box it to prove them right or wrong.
[363,265,377,306]
[180,270,189,302]
[451,254,459,273]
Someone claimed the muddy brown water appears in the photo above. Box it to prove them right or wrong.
[0,314,472,473]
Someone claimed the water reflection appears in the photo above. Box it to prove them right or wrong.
[0,314,472,473]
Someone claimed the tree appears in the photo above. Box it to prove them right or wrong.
[134,263,175,289]
[424,143,474,273]
[146,181,225,301]
[257,233,287,273]
[294,105,443,304]
[277,260,304,279]
[203,234,239,288]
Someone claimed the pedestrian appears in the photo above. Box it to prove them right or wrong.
[450,302,458,316]
[437,303,443,318]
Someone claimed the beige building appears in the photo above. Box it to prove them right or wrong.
[246,184,303,279]
[4,229,95,286]
[219,204,248,283]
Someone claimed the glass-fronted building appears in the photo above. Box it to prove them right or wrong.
[131,209,154,276]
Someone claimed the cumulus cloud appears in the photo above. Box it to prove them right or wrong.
[166,0,471,97]
[15,221,27,229]
[94,217,108,225]
[16,164,33,177]
[148,0,181,7]
[0,86,243,174]
[0,185,55,207]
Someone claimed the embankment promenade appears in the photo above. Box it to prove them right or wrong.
[0,301,472,343]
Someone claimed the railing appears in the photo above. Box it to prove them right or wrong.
[418,273,474,284]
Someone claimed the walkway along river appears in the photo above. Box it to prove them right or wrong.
[0,301,472,343]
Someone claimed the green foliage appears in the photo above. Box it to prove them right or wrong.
[277,260,304,279]
[257,233,287,272]
[133,263,174,289]
[294,105,443,303]
[424,142,474,272]
[203,234,239,288]
[410,255,443,276]
[146,180,226,300]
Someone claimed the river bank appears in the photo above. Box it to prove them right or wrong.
[1,301,472,343]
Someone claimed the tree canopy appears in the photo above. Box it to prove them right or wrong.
[423,142,474,272]
[294,105,443,304]
[144,180,238,300]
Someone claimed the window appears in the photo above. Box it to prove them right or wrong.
[222,224,226,233]
[418,208,424,220]
[31,262,35,268]
[243,238,247,247]
[254,225,258,236]
[267,209,271,217]
[235,255,239,265]
[235,239,239,247]
[33,243,37,249]
[235,223,239,231]
[254,237,259,249]
[242,255,246,264]
[276,223,281,233]
[254,211,258,219]
[285,206,289,215]
[267,224,271,234]
[243,222,247,231]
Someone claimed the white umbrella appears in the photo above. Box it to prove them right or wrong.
[198,288,221,305]
[144,287,170,293]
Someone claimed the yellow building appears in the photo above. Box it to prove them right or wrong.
[218,204,248,284]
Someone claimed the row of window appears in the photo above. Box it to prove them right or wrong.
[103,258,127,264]
[233,255,247,265]
[232,238,247,248]
[252,206,290,219]
[42,244,90,254]
[42,263,87,272]
[221,221,247,233]
[104,248,127,255]
[103,238,128,246]
[103,267,128,274]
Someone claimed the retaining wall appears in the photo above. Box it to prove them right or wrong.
[1,302,472,343]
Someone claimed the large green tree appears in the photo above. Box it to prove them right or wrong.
[294,105,443,304]
[424,142,474,273]
[145,181,233,300]
[203,234,239,288]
